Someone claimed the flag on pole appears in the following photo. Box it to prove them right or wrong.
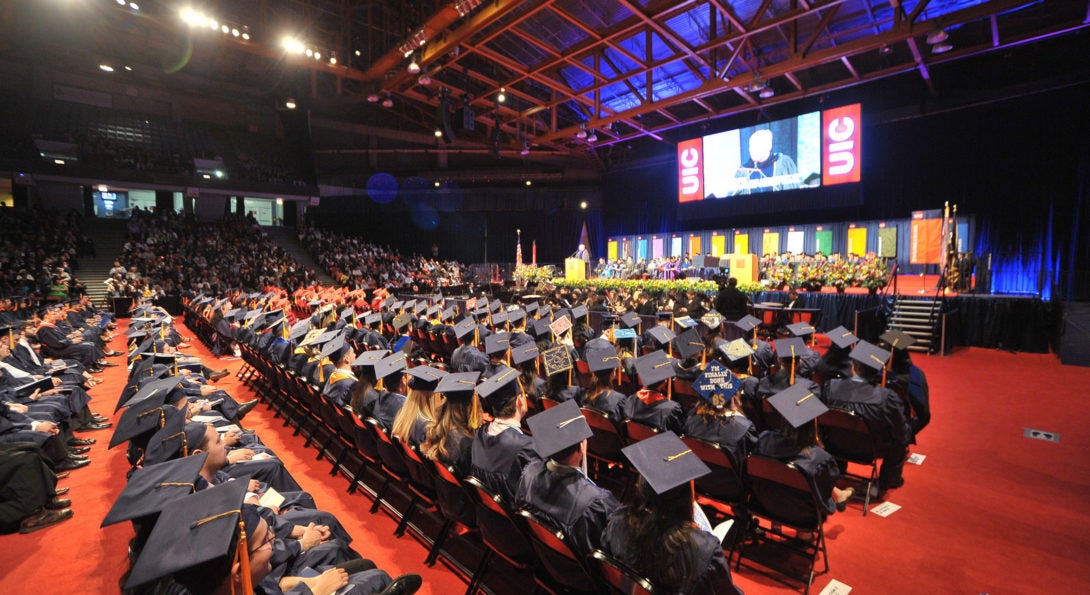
[516,229,523,266]
[532,240,537,266]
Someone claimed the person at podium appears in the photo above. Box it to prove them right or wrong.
[574,243,590,262]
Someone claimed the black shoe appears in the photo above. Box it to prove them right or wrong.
[19,508,73,534]
[378,574,422,595]
[208,369,230,382]
[67,454,89,462]
[52,487,70,497]
[92,415,109,423]
[88,367,104,374]
[67,437,96,446]
[45,497,71,510]
[75,422,111,432]
[68,446,91,455]
[104,350,124,357]
[236,400,259,418]
[99,362,119,367]
[55,458,91,471]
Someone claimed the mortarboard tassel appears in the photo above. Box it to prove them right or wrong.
[234,520,253,595]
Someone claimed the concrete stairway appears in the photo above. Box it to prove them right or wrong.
[78,218,128,308]
[261,226,336,286]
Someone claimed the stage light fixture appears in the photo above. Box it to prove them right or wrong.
[241,27,250,40]
[580,201,587,209]
[231,28,239,37]
[355,50,361,56]
[586,129,598,143]
[124,66,132,71]
[434,128,443,138]
[407,54,421,74]
[314,52,321,60]
[418,73,431,86]
[116,0,126,5]
[99,64,114,72]
[932,42,953,54]
[497,88,506,103]
[209,18,218,30]
[129,2,139,9]
[525,180,532,186]
[434,181,441,187]
[221,25,229,34]
[285,98,297,109]
[305,48,313,57]
[381,94,394,108]
[367,93,380,103]
[759,87,775,99]
[926,27,948,45]
[576,123,587,139]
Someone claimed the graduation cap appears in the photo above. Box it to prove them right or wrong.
[490,310,510,327]
[734,315,761,333]
[525,302,540,315]
[656,311,674,321]
[613,328,637,342]
[441,307,456,322]
[622,431,710,495]
[101,452,208,527]
[620,312,641,329]
[319,333,350,362]
[352,349,388,368]
[301,329,339,347]
[700,311,723,330]
[143,417,210,465]
[489,300,503,313]
[538,305,554,319]
[364,313,382,327]
[879,330,917,351]
[692,361,741,407]
[110,397,169,449]
[484,332,512,356]
[827,326,860,349]
[508,309,527,326]
[787,321,816,338]
[119,375,186,411]
[570,304,588,321]
[511,342,540,366]
[373,352,408,382]
[586,347,622,373]
[338,306,356,322]
[475,366,521,408]
[542,346,574,377]
[288,319,312,342]
[768,382,828,428]
[774,337,807,360]
[526,400,592,459]
[453,318,478,340]
[530,318,554,338]
[401,299,416,312]
[634,350,677,387]
[674,316,697,329]
[644,325,676,347]
[123,478,255,591]
[720,338,755,362]
[601,314,620,329]
[672,328,705,361]
[423,305,439,319]
[435,371,480,401]
[414,302,428,316]
[850,340,890,371]
[391,313,413,332]
[405,365,448,391]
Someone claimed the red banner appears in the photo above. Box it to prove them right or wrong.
[677,138,704,203]
[910,218,943,264]
[822,103,862,186]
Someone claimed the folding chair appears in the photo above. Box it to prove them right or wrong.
[817,407,881,515]
[518,509,600,594]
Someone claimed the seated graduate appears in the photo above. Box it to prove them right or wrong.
[581,347,627,421]
[755,383,853,517]
[0,442,71,534]
[539,344,582,407]
[602,432,743,594]
[681,363,757,471]
[391,365,446,447]
[450,318,489,374]
[622,349,685,434]
[516,400,620,556]
[319,335,357,407]
[421,372,482,479]
[469,366,541,505]
[812,326,859,386]
[121,480,421,595]
[367,352,409,433]
[880,330,931,444]
[347,350,388,420]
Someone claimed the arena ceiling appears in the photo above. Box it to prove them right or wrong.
[4,0,1089,176]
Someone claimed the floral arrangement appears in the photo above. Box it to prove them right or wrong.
[513,264,556,284]
[551,277,763,296]
[762,255,891,290]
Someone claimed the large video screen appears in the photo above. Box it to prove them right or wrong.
[677,103,861,218]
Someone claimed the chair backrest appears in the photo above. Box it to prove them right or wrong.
[681,436,745,504]
[518,509,598,591]
[817,408,879,465]
[397,438,436,496]
[540,396,561,410]
[622,419,659,444]
[581,407,627,464]
[591,550,656,595]
[744,454,824,530]
[349,411,379,462]
[431,459,476,527]
[464,476,535,568]
[367,417,410,480]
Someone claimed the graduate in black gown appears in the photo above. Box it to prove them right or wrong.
[581,348,627,420]
[391,365,445,447]
[469,366,540,504]
[622,350,685,434]
[421,372,482,479]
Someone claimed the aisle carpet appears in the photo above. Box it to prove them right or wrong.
[2,323,1089,594]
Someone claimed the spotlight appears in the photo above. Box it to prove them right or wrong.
[305,48,313,57]
[116,0,125,5]
[367,93,380,103]
[580,201,587,209]
[407,53,421,74]
[285,98,296,109]
[231,28,239,37]
[129,2,139,9]
[417,73,431,86]
[381,94,394,108]
[434,128,443,138]
[879,44,892,56]
[759,87,775,99]
[926,27,949,45]
[355,50,361,56]
[214,170,224,178]
[434,181,441,187]
[932,42,953,54]
[576,123,587,139]
[54,159,65,165]
[99,64,114,72]
[520,140,530,156]
[209,18,218,30]
[221,25,229,34]
[496,88,506,103]
[241,27,250,40]
[329,53,337,65]
[123,65,132,71]
[525,180,532,186]
[314,52,321,60]
[586,129,598,143]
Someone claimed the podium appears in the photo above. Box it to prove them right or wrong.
[730,253,759,284]
[565,258,587,281]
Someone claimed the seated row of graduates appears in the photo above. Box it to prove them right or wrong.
[105,305,421,595]
[208,293,929,591]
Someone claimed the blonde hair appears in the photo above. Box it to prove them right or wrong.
[391,386,441,441]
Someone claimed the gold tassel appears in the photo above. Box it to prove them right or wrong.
[234,520,253,595]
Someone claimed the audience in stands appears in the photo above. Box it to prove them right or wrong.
[0,208,92,300]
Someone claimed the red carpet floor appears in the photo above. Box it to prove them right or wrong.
[2,324,1089,594]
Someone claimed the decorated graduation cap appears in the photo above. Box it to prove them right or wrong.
[542,345,574,377]
[768,382,828,428]
[620,312,641,329]
[774,337,808,360]
[634,349,677,387]
[435,371,480,401]
[476,365,521,409]
[405,365,447,391]
[101,452,208,527]
[511,342,540,366]
[622,431,710,495]
[526,400,593,459]
[484,331,512,356]
[734,315,761,333]
[787,321,817,338]
[692,361,741,409]
[143,416,210,465]
[123,478,257,591]
[613,328,637,342]
[644,325,676,347]
[850,340,890,372]
[720,338,756,362]
[674,316,697,330]
[827,326,860,349]
[700,310,724,330]
[879,329,917,351]
[586,347,622,373]
[672,328,705,361]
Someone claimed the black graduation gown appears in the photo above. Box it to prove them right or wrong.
[581,388,626,421]
[0,443,57,534]
[622,390,685,434]
[682,411,758,470]
[754,430,841,516]
[516,460,619,556]
[369,390,405,433]
[469,423,540,505]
